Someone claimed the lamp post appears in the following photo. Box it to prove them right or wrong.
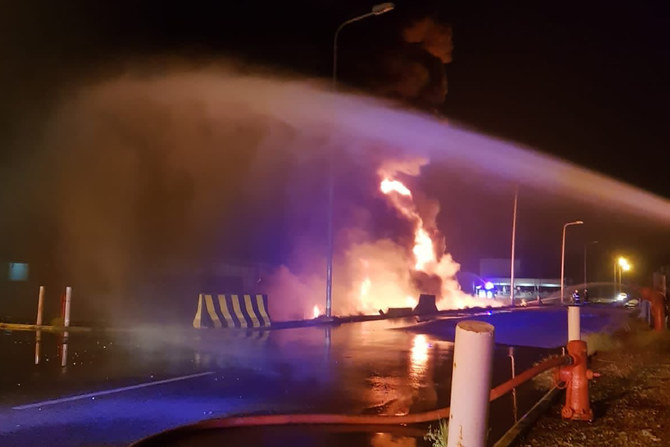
[509,186,519,306]
[615,256,631,297]
[583,240,598,287]
[560,220,584,305]
[326,3,394,318]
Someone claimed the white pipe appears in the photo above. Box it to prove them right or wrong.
[568,305,581,341]
[447,321,495,447]
[36,286,45,326]
[64,286,72,328]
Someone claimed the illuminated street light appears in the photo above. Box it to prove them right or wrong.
[325,3,395,318]
[614,256,632,296]
[560,220,584,305]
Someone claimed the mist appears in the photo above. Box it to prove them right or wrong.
[4,63,670,324]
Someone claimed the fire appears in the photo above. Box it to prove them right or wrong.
[406,296,417,308]
[313,305,320,319]
[413,228,434,270]
[372,167,502,313]
[380,178,412,197]
[380,177,435,272]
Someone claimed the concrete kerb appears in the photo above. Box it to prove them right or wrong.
[492,386,562,447]
[0,303,538,334]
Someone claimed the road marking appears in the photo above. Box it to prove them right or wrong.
[13,371,215,410]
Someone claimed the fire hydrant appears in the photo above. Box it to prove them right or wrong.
[557,340,599,421]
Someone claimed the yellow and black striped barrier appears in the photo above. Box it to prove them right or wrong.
[192,293,271,329]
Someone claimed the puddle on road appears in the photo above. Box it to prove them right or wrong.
[2,322,560,446]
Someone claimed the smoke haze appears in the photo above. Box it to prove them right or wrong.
[3,64,670,323]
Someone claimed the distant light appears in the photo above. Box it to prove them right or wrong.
[617,292,628,301]
[486,291,493,299]
[484,281,494,290]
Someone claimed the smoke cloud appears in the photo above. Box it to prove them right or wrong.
[4,63,670,324]
[374,18,453,109]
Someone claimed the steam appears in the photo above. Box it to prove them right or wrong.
[8,64,670,323]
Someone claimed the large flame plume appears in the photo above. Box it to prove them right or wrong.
[347,158,501,313]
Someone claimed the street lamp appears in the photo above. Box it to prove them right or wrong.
[560,220,584,305]
[325,3,394,318]
[333,3,395,86]
[615,256,631,296]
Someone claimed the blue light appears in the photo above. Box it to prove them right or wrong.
[484,281,494,290]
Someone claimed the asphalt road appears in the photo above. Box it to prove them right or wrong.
[0,305,630,446]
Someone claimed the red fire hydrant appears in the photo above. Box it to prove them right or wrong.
[557,340,599,421]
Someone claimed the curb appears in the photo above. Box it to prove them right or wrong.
[493,386,561,447]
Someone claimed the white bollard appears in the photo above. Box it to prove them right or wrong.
[36,286,45,326]
[447,321,495,447]
[63,286,72,328]
[568,305,581,341]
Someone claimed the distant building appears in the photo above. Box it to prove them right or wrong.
[475,277,561,300]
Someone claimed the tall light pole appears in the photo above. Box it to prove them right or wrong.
[583,240,598,287]
[326,3,395,318]
[333,3,395,86]
[616,256,631,296]
[509,186,519,306]
[560,220,584,305]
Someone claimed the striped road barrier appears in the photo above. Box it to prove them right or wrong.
[193,293,271,329]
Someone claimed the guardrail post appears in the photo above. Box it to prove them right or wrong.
[36,286,45,326]
[447,321,495,447]
[568,305,580,341]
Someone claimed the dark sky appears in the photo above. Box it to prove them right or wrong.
[1,0,669,292]
[2,1,668,194]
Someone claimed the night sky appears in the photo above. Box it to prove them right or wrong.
[1,1,669,308]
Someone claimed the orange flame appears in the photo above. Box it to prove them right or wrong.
[380,177,434,271]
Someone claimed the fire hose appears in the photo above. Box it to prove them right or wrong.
[169,354,570,434]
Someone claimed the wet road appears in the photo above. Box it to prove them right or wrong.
[0,305,629,446]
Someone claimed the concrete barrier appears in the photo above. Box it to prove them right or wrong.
[193,293,271,329]
[413,294,438,315]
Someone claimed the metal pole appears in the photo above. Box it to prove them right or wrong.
[612,257,617,299]
[325,164,334,318]
[510,186,518,307]
[329,6,392,318]
[561,225,567,305]
[508,346,518,423]
[36,286,45,326]
[447,321,495,447]
[583,245,587,287]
